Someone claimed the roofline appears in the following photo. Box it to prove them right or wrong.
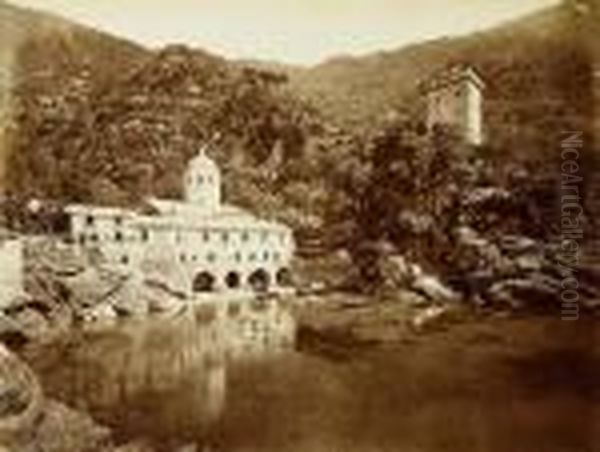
[419,64,486,93]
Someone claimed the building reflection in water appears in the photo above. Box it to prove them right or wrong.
[34,297,296,449]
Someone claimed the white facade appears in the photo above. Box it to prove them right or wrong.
[0,236,23,309]
[66,146,295,296]
[423,65,485,146]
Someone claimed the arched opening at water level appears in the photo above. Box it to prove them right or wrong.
[193,271,216,293]
[225,271,241,289]
[276,268,293,287]
[248,269,270,292]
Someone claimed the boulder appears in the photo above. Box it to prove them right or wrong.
[9,307,50,342]
[0,347,115,451]
[64,268,120,309]
[78,304,118,324]
[0,344,44,447]
[145,284,184,315]
[498,235,539,256]
[113,440,155,452]
[485,276,561,310]
[0,314,27,347]
[25,400,112,452]
[411,305,451,330]
[413,274,459,302]
[395,289,430,307]
[110,276,149,318]
[514,254,544,273]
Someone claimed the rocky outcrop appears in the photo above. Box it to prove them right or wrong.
[447,226,599,311]
[0,344,110,451]
[0,344,154,452]
[379,254,459,303]
[0,238,191,344]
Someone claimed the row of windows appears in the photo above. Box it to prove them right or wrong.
[176,230,284,244]
[81,228,287,245]
[85,215,123,227]
[116,251,282,266]
[180,251,281,264]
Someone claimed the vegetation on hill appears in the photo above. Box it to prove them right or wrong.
[5,34,325,228]
[1,0,597,308]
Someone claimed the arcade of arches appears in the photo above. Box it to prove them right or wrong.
[192,268,292,293]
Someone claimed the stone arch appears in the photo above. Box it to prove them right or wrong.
[193,271,216,293]
[248,268,270,292]
[276,268,293,287]
[225,271,241,289]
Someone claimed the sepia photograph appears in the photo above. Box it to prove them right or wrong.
[0,0,598,451]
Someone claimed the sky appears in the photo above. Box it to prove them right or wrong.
[12,0,560,65]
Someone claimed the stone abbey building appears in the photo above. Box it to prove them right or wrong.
[65,145,295,295]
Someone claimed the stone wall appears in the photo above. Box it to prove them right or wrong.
[0,238,23,309]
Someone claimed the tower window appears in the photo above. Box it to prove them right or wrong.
[86,215,94,226]
[115,231,123,242]
[222,232,229,243]
[121,255,129,265]
[207,252,217,263]
[198,175,204,185]
[141,229,149,242]
[203,231,210,242]
[241,231,249,242]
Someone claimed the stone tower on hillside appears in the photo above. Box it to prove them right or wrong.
[421,64,485,146]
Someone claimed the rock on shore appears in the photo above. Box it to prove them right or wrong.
[0,343,115,451]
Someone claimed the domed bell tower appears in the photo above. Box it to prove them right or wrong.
[184,144,221,213]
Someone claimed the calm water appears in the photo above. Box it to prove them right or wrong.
[23,300,600,452]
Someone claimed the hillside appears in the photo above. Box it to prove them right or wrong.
[288,0,595,141]
[5,25,324,227]
[2,0,598,234]
[0,0,148,188]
